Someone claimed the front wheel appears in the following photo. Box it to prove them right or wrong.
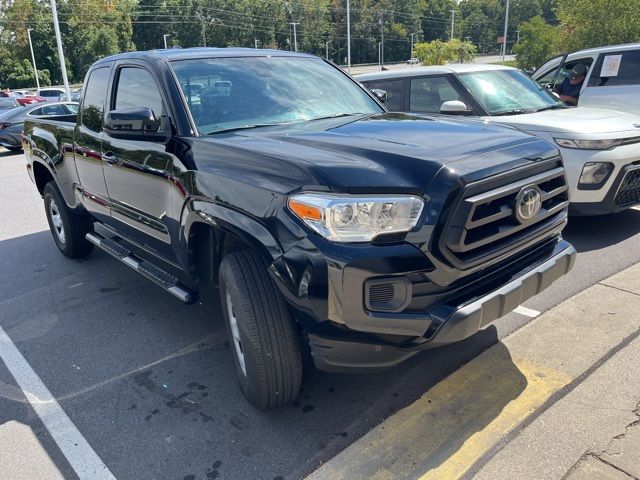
[43,182,94,259]
[219,250,302,409]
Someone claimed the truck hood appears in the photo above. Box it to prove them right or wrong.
[485,107,640,135]
[197,113,558,192]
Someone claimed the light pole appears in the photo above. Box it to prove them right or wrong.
[27,28,40,91]
[163,34,170,49]
[50,0,70,101]
[409,32,416,61]
[289,22,299,52]
[325,41,329,60]
[255,39,259,49]
[449,10,456,40]
[379,12,384,70]
[516,29,520,44]
[501,0,510,62]
[346,0,351,73]
[378,42,382,70]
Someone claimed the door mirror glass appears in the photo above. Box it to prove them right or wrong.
[440,100,470,115]
[370,88,387,103]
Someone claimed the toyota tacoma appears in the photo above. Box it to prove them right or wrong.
[23,48,575,409]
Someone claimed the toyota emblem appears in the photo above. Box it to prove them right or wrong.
[515,185,542,223]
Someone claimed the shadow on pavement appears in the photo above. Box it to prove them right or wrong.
[0,231,536,480]
[0,148,21,158]
[564,209,640,253]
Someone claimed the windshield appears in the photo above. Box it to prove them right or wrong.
[170,56,383,134]
[458,69,563,115]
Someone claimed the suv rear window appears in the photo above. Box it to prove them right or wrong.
[588,50,640,87]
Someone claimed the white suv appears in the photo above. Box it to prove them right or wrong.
[37,88,67,103]
[533,43,640,115]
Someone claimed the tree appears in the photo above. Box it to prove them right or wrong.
[556,0,640,50]
[421,0,456,41]
[413,38,476,64]
[514,15,558,69]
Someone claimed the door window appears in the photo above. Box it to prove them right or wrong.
[367,79,405,111]
[410,76,463,113]
[114,67,164,120]
[588,50,640,86]
[81,67,110,133]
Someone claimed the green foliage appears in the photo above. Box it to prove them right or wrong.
[514,15,559,69]
[556,0,640,50]
[0,54,51,88]
[413,39,477,65]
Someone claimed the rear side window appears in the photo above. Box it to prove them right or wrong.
[114,67,164,119]
[589,50,640,87]
[410,76,464,113]
[41,90,62,97]
[368,79,405,111]
[81,67,110,132]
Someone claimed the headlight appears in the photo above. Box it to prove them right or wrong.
[554,138,623,150]
[288,193,425,242]
[578,162,614,186]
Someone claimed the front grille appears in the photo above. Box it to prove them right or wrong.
[440,161,569,268]
[614,167,640,208]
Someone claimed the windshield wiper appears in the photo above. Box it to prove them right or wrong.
[534,104,567,112]
[205,123,285,135]
[492,109,532,116]
[307,113,368,122]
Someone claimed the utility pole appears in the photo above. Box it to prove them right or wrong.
[50,0,70,101]
[378,42,382,69]
[449,10,456,40]
[501,0,510,62]
[198,3,206,47]
[289,22,299,52]
[516,29,520,44]
[27,28,40,91]
[163,34,170,49]
[325,41,329,60]
[379,12,384,70]
[255,39,259,48]
[410,32,416,61]
[346,0,351,73]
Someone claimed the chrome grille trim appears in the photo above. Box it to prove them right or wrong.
[441,161,569,267]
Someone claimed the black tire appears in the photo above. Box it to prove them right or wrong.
[219,250,302,409]
[5,146,22,152]
[43,181,94,259]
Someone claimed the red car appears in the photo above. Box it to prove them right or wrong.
[0,90,45,106]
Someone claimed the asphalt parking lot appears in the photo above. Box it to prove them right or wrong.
[2,147,640,480]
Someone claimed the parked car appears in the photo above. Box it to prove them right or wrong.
[0,96,20,114]
[407,57,420,65]
[10,91,46,106]
[532,43,640,114]
[0,102,78,151]
[59,90,82,102]
[23,48,575,409]
[358,65,640,215]
[37,87,67,103]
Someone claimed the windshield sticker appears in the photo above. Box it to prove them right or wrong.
[600,55,622,77]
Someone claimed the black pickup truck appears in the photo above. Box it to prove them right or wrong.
[24,48,575,409]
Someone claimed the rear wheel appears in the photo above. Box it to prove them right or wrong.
[219,250,302,409]
[43,182,94,259]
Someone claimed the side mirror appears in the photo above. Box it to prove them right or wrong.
[440,100,471,115]
[523,68,535,76]
[104,107,170,143]
[370,88,387,103]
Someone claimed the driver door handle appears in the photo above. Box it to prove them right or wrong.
[102,152,118,165]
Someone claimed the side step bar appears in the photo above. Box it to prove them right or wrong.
[86,232,197,304]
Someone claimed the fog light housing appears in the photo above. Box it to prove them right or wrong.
[578,162,613,189]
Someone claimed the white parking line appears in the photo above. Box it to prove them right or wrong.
[0,325,116,480]
[514,305,541,318]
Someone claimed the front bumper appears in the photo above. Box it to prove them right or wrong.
[309,239,575,373]
[570,163,640,215]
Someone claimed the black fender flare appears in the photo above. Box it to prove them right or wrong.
[180,198,284,283]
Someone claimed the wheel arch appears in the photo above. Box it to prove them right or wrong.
[182,199,284,287]
[32,159,55,196]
